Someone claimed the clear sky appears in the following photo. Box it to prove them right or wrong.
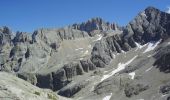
[0,0,170,32]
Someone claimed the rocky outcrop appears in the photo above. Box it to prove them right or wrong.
[154,53,170,73]
[58,81,88,97]
[32,27,89,44]
[13,32,32,43]
[94,74,131,94]
[34,60,95,91]
[80,59,96,72]
[72,17,118,36]
[0,27,13,72]
[153,45,170,73]
[17,72,37,85]
[124,83,149,97]
[0,26,12,47]
[52,69,69,91]
[63,62,84,80]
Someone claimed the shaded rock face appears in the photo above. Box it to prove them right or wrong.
[36,73,54,90]
[52,69,69,91]
[91,34,135,68]
[160,81,170,95]
[154,53,170,73]
[63,62,84,80]
[80,59,96,72]
[58,82,88,97]
[31,61,95,91]
[154,45,170,73]
[17,73,37,85]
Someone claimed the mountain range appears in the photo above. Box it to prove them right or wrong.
[0,6,170,100]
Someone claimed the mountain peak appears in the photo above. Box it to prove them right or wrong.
[72,17,118,35]
[145,6,159,11]
[144,6,161,14]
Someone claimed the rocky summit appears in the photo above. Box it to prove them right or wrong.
[1,6,170,100]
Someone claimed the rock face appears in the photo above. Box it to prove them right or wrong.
[1,6,170,100]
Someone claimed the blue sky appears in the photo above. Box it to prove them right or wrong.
[0,0,170,32]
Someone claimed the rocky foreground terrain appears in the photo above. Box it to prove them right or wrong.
[1,6,170,100]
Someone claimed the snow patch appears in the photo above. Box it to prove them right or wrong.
[88,45,92,48]
[129,72,135,79]
[84,50,89,55]
[137,99,144,100]
[112,54,116,59]
[143,40,161,53]
[101,56,138,82]
[135,42,147,51]
[94,34,102,41]
[145,66,153,72]
[161,94,167,97]
[103,93,112,100]
[135,42,143,49]
[121,50,126,54]
[75,48,83,51]
[141,11,147,18]
[147,55,152,57]
[79,58,84,60]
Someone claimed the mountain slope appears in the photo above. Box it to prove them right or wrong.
[0,72,72,100]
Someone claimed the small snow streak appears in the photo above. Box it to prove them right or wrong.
[135,42,147,51]
[141,11,147,18]
[75,48,83,51]
[84,50,88,55]
[145,66,153,72]
[129,72,135,79]
[94,34,102,41]
[88,45,92,48]
[103,93,112,100]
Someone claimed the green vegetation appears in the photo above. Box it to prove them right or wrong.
[34,91,40,96]
[48,93,58,100]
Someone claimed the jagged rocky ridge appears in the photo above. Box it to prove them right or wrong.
[1,6,170,100]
